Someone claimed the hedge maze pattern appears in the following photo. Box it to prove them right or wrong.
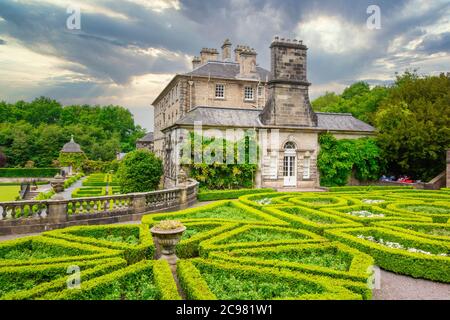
[1,188,449,300]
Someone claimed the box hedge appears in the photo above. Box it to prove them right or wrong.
[42,224,154,264]
[0,258,126,300]
[42,260,180,300]
[0,168,59,178]
[325,227,450,283]
[208,242,374,283]
[177,258,366,300]
[0,236,121,267]
[198,188,276,201]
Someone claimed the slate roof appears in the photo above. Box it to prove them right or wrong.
[138,132,154,142]
[175,107,262,127]
[173,107,375,132]
[185,61,271,81]
[61,136,83,153]
[316,112,375,132]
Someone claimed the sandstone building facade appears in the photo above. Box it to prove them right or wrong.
[152,37,375,189]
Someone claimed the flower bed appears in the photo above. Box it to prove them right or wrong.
[325,227,450,283]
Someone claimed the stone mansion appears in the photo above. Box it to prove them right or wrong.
[151,37,375,189]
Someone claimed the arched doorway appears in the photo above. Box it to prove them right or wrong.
[283,141,297,187]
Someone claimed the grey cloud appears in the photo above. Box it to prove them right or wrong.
[0,39,5,45]
[418,32,450,54]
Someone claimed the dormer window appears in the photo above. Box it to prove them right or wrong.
[215,84,225,99]
[244,86,254,101]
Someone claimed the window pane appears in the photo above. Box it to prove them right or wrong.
[244,87,254,100]
[215,84,224,98]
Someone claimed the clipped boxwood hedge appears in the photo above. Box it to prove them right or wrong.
[177,258,366,300]
[0,236,121,267]
[0,258,126,300]
[0,168,59,178]
[198,188,276,201]
[43,260,180,300]
[325,227,450,283]
[208,242,374,283]
[42,224,154,264]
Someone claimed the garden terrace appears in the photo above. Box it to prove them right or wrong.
[0,187,449,300]
[0,179,198,235]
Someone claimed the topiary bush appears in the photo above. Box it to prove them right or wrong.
[116,149,163,193]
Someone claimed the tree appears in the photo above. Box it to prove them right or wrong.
[375,72,450,181]
[0,150,6,167]
[312,82,388,125]
[116,149,163,193]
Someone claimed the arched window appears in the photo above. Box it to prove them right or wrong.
[284,141,296,150]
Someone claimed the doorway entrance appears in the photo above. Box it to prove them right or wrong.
[283,142,297,187]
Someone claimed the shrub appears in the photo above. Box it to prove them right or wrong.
[177,258,366,300]
[44,260,180,300]
[325,227,450,283]
[0,258,126,300]
[42,224,154,264]
[0,236,121,267]
[261,206,361,234]
[198,225,325,256]
[0,168,59,178]
[208,242,374,283]
[116,150,163,193]
[198,188,276,201]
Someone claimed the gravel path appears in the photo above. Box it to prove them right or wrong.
[372,269,450,300]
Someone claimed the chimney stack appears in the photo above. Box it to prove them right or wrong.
[238,46,257,78]
[192,56,201,70]
[260,36,317,127]
[200,48,219,65]
[221,39,232,61]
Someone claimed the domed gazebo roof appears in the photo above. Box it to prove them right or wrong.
[61,135,83,153]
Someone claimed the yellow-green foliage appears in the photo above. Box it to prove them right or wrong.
[1,188,449,300]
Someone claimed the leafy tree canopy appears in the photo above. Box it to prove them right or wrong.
[0,97,146,167]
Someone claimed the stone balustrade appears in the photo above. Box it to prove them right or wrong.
[0,179,199,235]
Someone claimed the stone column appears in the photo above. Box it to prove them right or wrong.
[132,194,147,214]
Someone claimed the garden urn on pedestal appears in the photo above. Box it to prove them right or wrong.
[50,174,65,193]
[150,220,186,265]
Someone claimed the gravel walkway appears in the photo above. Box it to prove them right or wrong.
[373,269,450,300]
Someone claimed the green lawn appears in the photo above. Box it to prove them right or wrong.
[0,186,20,201]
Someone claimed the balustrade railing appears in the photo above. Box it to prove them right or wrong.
[0,179,198,234]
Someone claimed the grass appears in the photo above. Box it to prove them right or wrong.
[281,207,340,224]
[0,185,20,201]
[400,205,450,215]
[239,248,353,271]
[197,265,321,300]
[217,228,307,244]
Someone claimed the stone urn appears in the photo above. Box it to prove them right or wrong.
[150,220,186,265]
[50,174,65,193]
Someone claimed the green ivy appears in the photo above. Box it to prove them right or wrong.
[318,133,384,187]
[182,132,258,190]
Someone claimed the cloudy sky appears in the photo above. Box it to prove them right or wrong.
[0,0,449,131]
